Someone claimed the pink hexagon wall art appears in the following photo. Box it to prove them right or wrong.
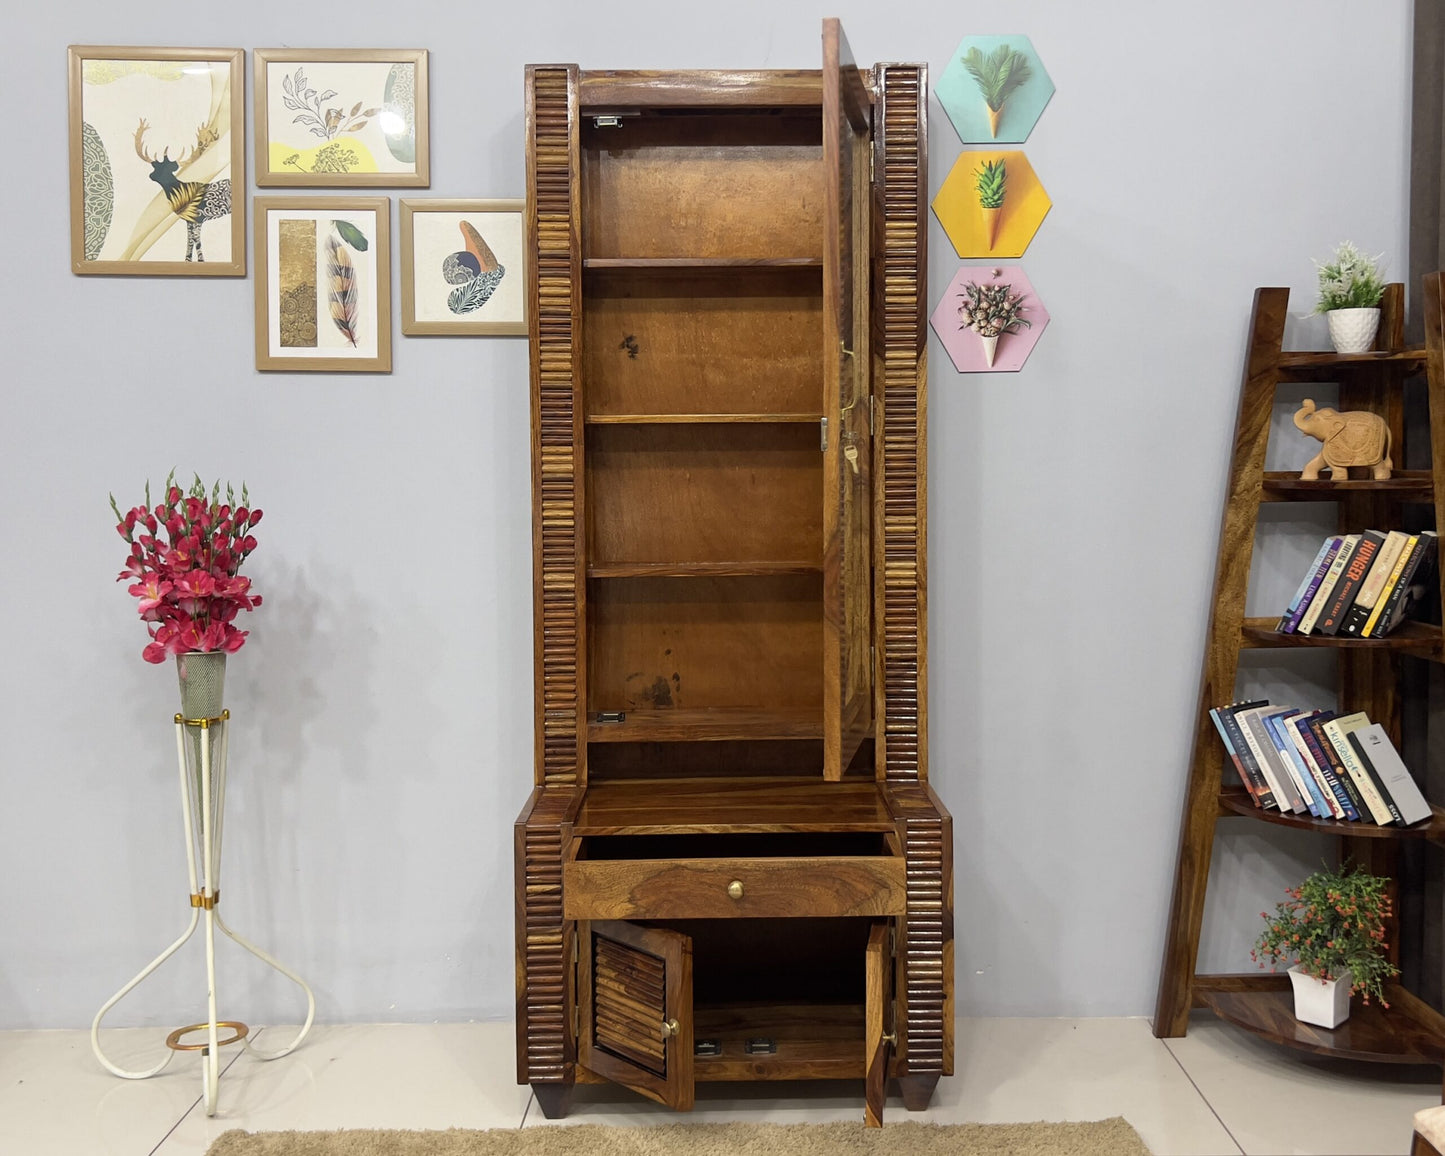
[930,265,1049,373]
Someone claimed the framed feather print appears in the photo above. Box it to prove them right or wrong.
[68,45,245,276]
[399,200,528,335]
[254,196,392,372]
[254,49,429,187]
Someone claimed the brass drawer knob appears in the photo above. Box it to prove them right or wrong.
[727,880,744,900]
[662,1018,680,1039]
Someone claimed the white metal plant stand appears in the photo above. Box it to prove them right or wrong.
[91,708,314,1116]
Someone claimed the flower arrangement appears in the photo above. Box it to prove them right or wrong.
[958,280,1031,339]
[1313,241,1386,313]
[111,473,263,664]
[1252,862,1398,1007]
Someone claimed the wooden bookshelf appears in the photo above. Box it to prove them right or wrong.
[584,413,821,426]
[583,257,823,269]
[1154,276,1445,1078]
[587,561,823,578]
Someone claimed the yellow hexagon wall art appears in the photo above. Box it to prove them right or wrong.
[932,150,1050,259]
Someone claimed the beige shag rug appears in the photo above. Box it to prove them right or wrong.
[206,1119,1151,1156]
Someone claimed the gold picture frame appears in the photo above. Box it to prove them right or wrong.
[254,196,392,372]
[68,45,245,276]
[254,49,429,188]
[400,199,528,336]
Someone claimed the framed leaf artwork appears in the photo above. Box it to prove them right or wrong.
[254,196,392,372]
[254,49,429,187]
[399,200,528,335]
[68,46,245,276]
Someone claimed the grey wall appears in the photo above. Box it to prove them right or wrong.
[0,0,1413,1029]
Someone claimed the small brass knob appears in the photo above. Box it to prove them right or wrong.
[727,880,744,900]
[662,1018,680,1039]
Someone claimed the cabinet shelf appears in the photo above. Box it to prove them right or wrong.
[1194,978,1445,1064]
[583,257,823,270]
[573,777,895,835]
[585,412,821,426]
[1217,786,1445,841]
[1239,618,1442,654]
[587,707,822,743]
[1275,347,1427,380]
[1261,470,1434,501]
[588,561,822,578]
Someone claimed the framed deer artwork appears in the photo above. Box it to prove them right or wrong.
[254,49,429,188]
[254,196,392,372]
[67,46,245,276]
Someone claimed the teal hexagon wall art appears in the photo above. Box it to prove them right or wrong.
[936,35,1054,145]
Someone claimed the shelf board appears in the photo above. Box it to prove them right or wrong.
[1275,348,1428,379]
[587,707,822,744]
[585,412,821,426]
[572,777,895,835]
[1217,786,1445,841]
[588,561,822,579]
[692,1002,864,1081]
[1239,618,1443,655]
[1261,470,1434,501]
[1194,977,1445,1064]
[583,257,823,270]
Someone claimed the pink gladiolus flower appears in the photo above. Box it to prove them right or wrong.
[127,575,174,615]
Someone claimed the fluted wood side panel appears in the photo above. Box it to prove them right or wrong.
[874,65,928,785]
[888,784,953,1078]
[515,789,575,1084]
[528,65,585,789]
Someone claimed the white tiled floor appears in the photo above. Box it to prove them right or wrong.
[0,1014,1436,1156]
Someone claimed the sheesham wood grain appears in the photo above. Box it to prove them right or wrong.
[580,70,827,108]
[1218,785,1445,840]
[864,921,890,1127]
[572,777,895,834]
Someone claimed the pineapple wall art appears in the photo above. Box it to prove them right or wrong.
[932,149,1050,259]
[929,266,1049,374]
[936,35,1054,145]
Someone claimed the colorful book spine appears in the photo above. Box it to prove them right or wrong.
[1347,730,1407,826]
[1339,530,1409,637]
[1362,534,1419,637]
[1241,709,1306,813]
[1217,701,1275,808]
[1376,531,1438,636]
[1284,711,1343,819]
[1352,724,1433,826]
[1306,714,1369,820]
[1294,711,1359,820]
[1298,534,1359,635]
[1265,710,1327,818]
[1279,537,1341,633]
[1324,713,1393,824]
[1317,530,1385,635]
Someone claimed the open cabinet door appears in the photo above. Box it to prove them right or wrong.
[864,921,894,1127]
[823,17,874,782]
[579,921,694,1110]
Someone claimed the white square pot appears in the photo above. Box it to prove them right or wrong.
[1288,964,1352,1028]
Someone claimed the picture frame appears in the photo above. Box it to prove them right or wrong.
[399,200,529,336]
[254,196,392,372]
[254,49,429,188]
[68,45,245,276]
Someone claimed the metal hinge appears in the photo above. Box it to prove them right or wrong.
[868,395,875,435]
[593,115,624,128]
[820,416,829,452]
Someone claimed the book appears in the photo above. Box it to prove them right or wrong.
[1317,530,1385,635]
[1298,534,1360,635]
[1239,706,1307,813]
[1350,724,1434,826]
[1283,710,1344,819]
[1279,537,1342,633]
[1362,533,1419,637]
[1265,709,1327,818]
[1305,713,1369,820]
[1338,530,1410,638]
[1209,701,1274,807]
[1291,711,1358,820]
[1375,531,1438,636]
[1323,712,1394,824]
[1346,729,1409,826]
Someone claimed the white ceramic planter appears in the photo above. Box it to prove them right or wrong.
[1326,307,1381,355]
[1288,964,1352,1028]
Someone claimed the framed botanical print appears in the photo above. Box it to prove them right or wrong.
[254,49,429,187]
[68,46,245,276]
[400,200,528,335]
[254,196,391,372]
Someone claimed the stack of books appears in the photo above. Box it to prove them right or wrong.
[1276,530,1437,637]
[1209,701,1432,827]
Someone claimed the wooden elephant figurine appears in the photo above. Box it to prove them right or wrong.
[1292,398,1392,480]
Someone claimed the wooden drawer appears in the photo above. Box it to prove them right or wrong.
[563,833,905,920]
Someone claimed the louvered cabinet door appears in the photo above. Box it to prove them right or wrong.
[578,921,694,1110]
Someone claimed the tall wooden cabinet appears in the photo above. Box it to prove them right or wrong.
[514,21,951,1127]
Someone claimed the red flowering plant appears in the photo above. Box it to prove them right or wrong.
[111,473,263,663]
[1251,862,1398,1006]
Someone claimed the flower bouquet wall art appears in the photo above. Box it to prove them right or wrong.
[400,200,528,335]
[254,196,391,372]
[68,46,245,275]
[254,49,428,187]
[929,265,1050,373]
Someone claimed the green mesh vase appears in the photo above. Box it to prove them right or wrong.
[176,652,227,834]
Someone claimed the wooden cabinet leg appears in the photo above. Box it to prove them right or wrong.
[531,1082,574,1120]
[898,1072,939,1111]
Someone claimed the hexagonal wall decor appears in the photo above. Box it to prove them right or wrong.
[936,34,1054,145]
[932,150,1050,259]
[930,265,1048,373]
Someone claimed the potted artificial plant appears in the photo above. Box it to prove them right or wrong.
[1314,241,1386,354]
[1252,862,1398,1029]
[957,279,1031,368]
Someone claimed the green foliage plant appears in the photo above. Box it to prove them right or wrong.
[1252,862,1399,1007]
[975,159,1006,210]
[961,44,1032,112]
[1313,241,1387,313]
